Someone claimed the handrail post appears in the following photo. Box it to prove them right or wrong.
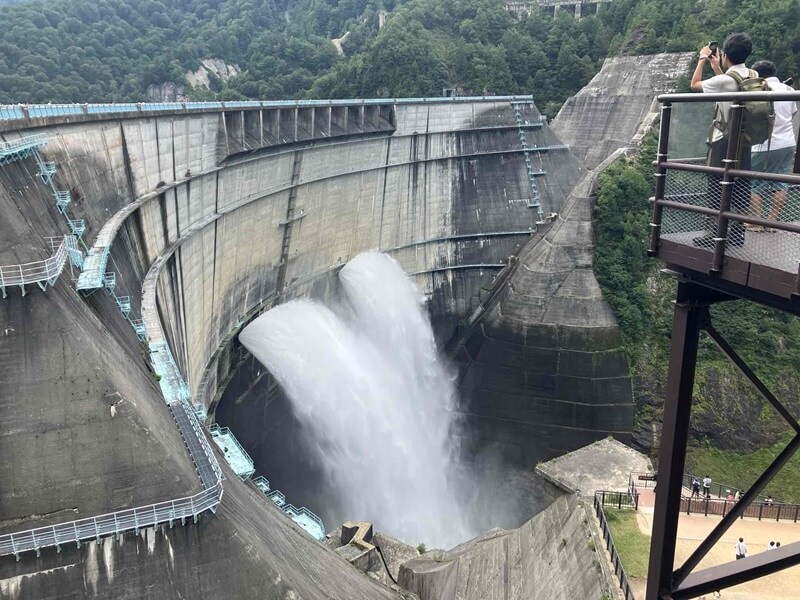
[649,101,672,256]
[712,102,745,272]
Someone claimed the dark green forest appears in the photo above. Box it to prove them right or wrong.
[0,0,620,108]
[2,0,800,111]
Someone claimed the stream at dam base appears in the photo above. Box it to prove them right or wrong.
[240,251,479,548]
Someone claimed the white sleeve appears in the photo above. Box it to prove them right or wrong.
[702,74,729,94]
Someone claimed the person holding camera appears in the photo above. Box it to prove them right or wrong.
[691,33,755,247]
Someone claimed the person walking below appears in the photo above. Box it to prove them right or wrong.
[735,537,748,559]
[703,475,712,498]
[749,60,797,232]
[691,477,701,497]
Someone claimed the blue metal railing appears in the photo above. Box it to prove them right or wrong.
[54,190,71,214]
[0,96,535,123]
[77,247,111,290]
[268,490,286,507]
[0,398,223,560]
[208,424,256,480]
[0,106,24,120]
[253,475,271,494]
[149,341,192,405]
[0,134,48,164]
[0,136,225,560]
[0,483,222,559]
[513,102,544,218]
[282,504,326,541]
[27,105,84,118]
[0,235,79,298]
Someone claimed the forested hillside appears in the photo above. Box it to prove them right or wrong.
[2,0,800,104]
[4,0,799,111]
[0,0,622,109]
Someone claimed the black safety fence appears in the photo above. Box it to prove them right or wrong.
[597,489,640,511]
[594,492,637,600]
[681,496,800,522]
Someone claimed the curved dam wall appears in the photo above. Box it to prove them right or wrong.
[0,96,610,598]
[209,104,607,518]
[0,48,695,596]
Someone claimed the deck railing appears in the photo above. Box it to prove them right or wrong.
[594,491,637,600]
[282,504,326,541]
[648,90,800,297]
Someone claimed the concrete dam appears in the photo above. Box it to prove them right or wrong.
[0,49,690,597]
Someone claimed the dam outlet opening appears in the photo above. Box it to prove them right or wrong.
[222,252,544,548]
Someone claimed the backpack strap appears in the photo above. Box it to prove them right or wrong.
[728,70,744,85]
[726,69,760,85]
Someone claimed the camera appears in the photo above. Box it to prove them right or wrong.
[709,41,719,57]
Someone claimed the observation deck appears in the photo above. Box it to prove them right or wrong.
[646,89,800,599]
[649,90,800,313]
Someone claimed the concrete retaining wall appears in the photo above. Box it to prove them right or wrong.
[397,494,609,600]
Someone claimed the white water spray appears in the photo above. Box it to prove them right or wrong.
[240,251,474,547]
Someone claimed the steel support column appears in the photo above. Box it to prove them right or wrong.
[645,282,706,600]
[646,279,800,597]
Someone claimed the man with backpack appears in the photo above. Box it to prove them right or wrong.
[691,33,765,248]
[748,60,797,233]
